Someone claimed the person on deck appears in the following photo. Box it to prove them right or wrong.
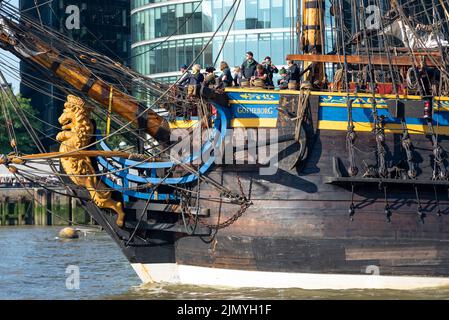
[251,64,269,86]
[189,64,204,84]
[417,60,440,97]
[218,61,233,88]
[279,60,314,90]
[241,51,258,80]
[416,58,440,119]
[178,64,190,88]
[286,60,301,83]
[262,56,278,88]
[233,66,242,87]
[203,66,217,88]
[278,67,288,89]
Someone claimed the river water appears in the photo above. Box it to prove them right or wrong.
[1,227,449,300]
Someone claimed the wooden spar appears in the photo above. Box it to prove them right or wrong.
[286,53,438,67]
[301,0,326,82]
[7,151,159,163]
[302,0,324,52]
[0,20,171,143]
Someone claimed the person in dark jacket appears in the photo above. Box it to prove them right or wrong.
[262,56,278,87]
[241,51,258,79]
[278,67,289,89]
[178,64,190,88]
[251,64,269,86]
[187,64,204,85]
[285,60,301,83]
[203,66,217,88]
[218,61,233,88]
[278,61,313,90]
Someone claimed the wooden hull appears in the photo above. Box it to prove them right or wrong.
[76,89,449,288]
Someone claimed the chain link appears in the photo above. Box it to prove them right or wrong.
[181,175,252,231]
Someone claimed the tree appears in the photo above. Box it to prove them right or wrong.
[0,91,43,155]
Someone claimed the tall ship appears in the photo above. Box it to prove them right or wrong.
[3,0,449,289]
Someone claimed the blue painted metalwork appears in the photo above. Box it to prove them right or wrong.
[96,103,228,200]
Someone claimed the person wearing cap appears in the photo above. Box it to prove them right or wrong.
[278,67,288,89]
[241,51,258,79]
[262,56,278,88]
[203,66,217,88]
[178,64,190,88]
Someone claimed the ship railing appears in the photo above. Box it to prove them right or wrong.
[96,104,228,202]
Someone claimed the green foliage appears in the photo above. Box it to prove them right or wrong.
[92,111,135,151]
[0,91,43,155]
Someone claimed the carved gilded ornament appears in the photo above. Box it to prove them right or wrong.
[56,95,126,227]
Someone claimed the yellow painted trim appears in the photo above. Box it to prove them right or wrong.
[231,118,278,128]
[435,96,449,101]
[169,120,198,129]
[320,103,388,108]
[225,88,282,94]
[310,92,422,100]
[318,120,449,135]
[229,100,279,105]
[225,88,423,100]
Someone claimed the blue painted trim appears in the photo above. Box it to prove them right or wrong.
[320,106,449,126]
[96,103,228,194]
[101,176,175,200]
[98,118,220,169]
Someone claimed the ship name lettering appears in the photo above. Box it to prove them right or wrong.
[236,106,274,115]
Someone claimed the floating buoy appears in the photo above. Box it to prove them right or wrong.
[58,227,79,239]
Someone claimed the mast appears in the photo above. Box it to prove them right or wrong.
[300,0,326,85]
[0,17,171,144]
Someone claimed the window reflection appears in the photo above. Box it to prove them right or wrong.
[132,32,295,75]
[131,0,297,42]
[131,0,298,78]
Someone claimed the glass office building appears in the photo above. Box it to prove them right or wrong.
[131,0,298,82]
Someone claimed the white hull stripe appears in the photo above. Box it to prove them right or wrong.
[131,263,449,290]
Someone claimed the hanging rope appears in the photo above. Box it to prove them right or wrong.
[359,0,388,179]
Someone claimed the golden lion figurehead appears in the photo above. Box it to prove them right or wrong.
[57,94,126,227]
[66,94,86,108]
[59,95,93,126]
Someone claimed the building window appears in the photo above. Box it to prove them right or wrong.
[132,32,296,76]
[131,0,297,77]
